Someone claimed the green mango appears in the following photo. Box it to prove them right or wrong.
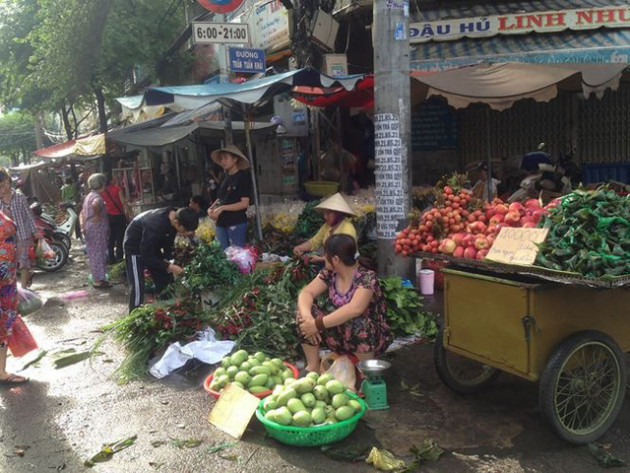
[325,380,345,395]
[274,407,292,426]
[301,392,316,408]
[270,358,285,369]
[234,371,251,386]
[263,397,277,412]
[249,366,271,376]
[249,374,269,387]
[296,378,316,394]
[265,376,275,389]
[226,365,239,379]
[249,385,268,394]
[317,373,333,386]
[281,369,294,380]
[287,398,306,414]
[230,350,248,366]
[264,409,277,423]
[292,410,312,427]
[331,393,349,409]
[239,361,252,372]
[276,387,297,407]
[306,371,319,382]
[213,367,227,378]
[254,351,267,362]
[334,406,355,421]
[248,358,261,367]
[231,381,245,390]
[220,357,231,368]
[311,407,326,424]
[348,399,362,412]
[313,385,328,401]
[314,400,327,409]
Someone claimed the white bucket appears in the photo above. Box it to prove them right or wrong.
[418,269,435,295]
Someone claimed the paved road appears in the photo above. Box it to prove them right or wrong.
[1,246,629,472]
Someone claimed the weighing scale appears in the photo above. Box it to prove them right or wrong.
[357,360,391,410]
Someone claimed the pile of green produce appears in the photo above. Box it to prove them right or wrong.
[183,241,244,292]
[101,297,206,383]
[209,349,295,394]
[293,200,325,238]
[261,372,363,427]
[380,277,438,338]
[536,187,630,278]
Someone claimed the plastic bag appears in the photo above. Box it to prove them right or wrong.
[366,447,407,471]
[7,315,38,357]
[224,245,258,273]
[36,239,55,259]
[321,353,357,393]
[18,286,45,315]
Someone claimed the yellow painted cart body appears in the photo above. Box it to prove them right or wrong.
[435,268,630,445]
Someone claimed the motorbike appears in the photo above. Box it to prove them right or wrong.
[30,201,77,251]
[29,202,69,272]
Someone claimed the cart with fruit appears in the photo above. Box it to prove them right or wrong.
[400,185,630,445]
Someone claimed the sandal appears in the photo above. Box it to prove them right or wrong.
[93,281,112,289]
[0,373,29,385]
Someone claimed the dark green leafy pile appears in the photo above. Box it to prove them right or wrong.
[102,298,206,383]
[380,277,438,338]
[182,241,244,291]
[293,200,325,238]
[258,224,300,255]
[206,257,318,359]
[536,187,630,278]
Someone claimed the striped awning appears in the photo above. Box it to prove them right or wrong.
[411,0,630,71]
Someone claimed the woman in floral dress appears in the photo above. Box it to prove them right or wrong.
[81,173,110,289]
[298,234,392,373]
[0,208,27,384]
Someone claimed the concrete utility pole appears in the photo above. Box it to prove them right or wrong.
[373,0,414,278]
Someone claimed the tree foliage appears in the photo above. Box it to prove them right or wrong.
[0,0,190,135]
[0,111,36,166]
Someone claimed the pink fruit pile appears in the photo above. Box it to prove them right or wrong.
[395,190,549,260]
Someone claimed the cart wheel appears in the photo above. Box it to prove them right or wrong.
[539,331,627,445]
[433,323,500,394]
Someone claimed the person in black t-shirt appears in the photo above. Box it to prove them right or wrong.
[207,145,252,249]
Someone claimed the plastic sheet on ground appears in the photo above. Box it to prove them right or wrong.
[149,329,235,379]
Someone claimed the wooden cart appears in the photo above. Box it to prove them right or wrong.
[434,267,630,444]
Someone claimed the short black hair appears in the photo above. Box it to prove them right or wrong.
[190,195,208,210]
[176,207,199,231]
[324,234,357,266]
[65,177,74,185]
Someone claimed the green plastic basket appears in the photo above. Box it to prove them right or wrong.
[255,391,367,447]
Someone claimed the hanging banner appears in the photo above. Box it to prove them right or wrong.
[374,113,405,240]
[410,6,630,43]
[197,0,245,14]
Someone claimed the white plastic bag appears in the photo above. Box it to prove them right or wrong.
[321,353,357,392]
[18,286,46,315]
[224,246,258,273]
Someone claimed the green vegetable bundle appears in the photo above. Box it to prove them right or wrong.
[182,241,244,291]
[293,200,325,239]
[536,187,630,278]
[380,277,437,337]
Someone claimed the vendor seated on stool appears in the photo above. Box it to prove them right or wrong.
[297,234,393,374]
[293,193,357,264]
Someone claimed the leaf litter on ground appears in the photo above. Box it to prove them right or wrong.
[207,441,237,454]
[171,438,202,449]
[84,435,137,467]
[588,443,627,468]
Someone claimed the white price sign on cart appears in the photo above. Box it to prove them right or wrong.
[192,22,250,44]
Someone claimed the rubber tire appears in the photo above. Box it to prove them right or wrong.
[539,330,627,445]
[434,322,500,394]
[53,231,71,251]
[37,241,69,272]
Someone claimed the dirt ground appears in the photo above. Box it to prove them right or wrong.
[1,244,629,473]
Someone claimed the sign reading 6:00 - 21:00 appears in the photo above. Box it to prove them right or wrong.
[191,22,250,45]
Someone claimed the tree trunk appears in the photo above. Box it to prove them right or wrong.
[60,104,73,141]
[94,84,108,133]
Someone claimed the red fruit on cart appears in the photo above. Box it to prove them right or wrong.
[452,233,465,246]
[524,198,541,210]
[453,246,465,258]
[474,235,490,250]
[494,204,509,214]
[476,249,489,260]
[508,202,525,214]
[522,221,537,228]
[504,211,521,226]
[444,186,454,195]
[489,214,504,225]
[440,238,456,254]
[463,247,477,259]
[463,234,476,248]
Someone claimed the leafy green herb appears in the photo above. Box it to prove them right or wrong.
[380,277,438,338]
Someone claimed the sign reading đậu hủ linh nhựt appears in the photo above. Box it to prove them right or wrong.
[410,6,630,43]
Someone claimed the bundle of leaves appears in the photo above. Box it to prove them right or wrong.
[293,200,325,239]
[182,241,244,292]
[173,236,198,267]
[380,277,438,338]
[536,187,630,278]
[102,297,207,383]
[206,257,318,359]
[259,224,300,255]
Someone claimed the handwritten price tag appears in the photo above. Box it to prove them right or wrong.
[485,227,549,266]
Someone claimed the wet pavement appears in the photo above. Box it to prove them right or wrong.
[1,244,629,473]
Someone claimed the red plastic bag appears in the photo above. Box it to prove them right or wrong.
[7,316,38,357]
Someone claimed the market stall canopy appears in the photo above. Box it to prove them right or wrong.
[141,68,366,110]
[292,75,375,108]
[108,120,276,147]
[411,62,629,110]
[116,94,185,123]
[34,133,106,159]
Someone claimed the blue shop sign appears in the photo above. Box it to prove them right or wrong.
[228,47,266,73]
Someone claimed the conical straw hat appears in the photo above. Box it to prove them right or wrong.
[314,193,356,216]
[211,144,250,170]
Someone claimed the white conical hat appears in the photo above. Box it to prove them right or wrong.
[314,193,356,216]
[211,144,250,170]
